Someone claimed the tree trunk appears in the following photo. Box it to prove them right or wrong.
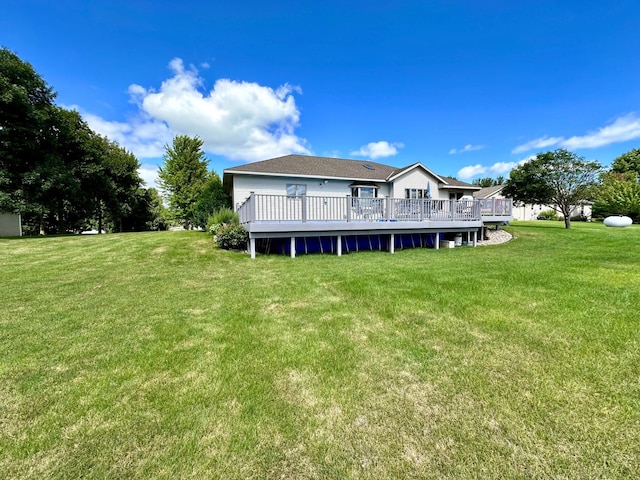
[564,216,571,229]
[98,200,103,234]
[39,210,45,235]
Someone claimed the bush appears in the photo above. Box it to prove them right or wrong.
[214,224,248,250]
[537,209,558,221]
[207,208,239,235]
[211,208,238,225]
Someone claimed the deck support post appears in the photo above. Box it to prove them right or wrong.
[389,234,395,254]
[435,232,440,250]
[337,235,342,256]
[290,237,296,258]
[250,237,256,259]
[473,230,477,247]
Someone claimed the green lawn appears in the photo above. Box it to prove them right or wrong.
[1,222,639,479]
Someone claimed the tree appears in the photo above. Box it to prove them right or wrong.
[472,177,495,188]
[192,173,231,228]
[1,48,147,234]
[611,147,640,177]
[472,176,506,187]
[158,135,209,228]
[0,47,57,216]
[592,172,640,223]
[503,149,602,229]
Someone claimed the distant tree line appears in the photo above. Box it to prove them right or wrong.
[472,176,505,187]
[1,47,167,234]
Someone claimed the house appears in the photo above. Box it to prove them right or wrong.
[473,185,591,221]
[0,212,22,237]
[223,155,513,258]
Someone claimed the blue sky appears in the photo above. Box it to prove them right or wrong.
[3,1,640,188]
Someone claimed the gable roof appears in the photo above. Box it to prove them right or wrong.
[223,154,397,182]
[473,185,505,198]
[439,176,481,191]
[386,162,447,184]
[223,154,479,190]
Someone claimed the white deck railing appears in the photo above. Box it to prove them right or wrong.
[238,194,512,224]
[478,198,512,217]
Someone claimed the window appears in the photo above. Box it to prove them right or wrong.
[405,188,427,199]
[351,186,377,198]
[286,183,307,198]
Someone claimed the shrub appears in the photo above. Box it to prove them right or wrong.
[537,209,558,221]
[214,224,248,250]
[211,208,238,225]
[207,208,239,236]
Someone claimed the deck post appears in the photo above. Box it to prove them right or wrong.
[385,196,392,221]
[435,232,440,250]
[473,230,477,247]
[389,233,395,254]
[250,237,256,259]
[346,196,352,222]
[290,237,296,258]
[301,194,307,223]
[337,235,342,256]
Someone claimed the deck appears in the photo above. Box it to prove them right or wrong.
[237,194,512,258]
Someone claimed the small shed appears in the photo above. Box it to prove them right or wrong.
[0,213,22,237]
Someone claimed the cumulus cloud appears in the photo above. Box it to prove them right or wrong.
[449,144,485,155]
[350,141,404,159]
[138,163,160,189]
[457,158,532,180]
[81,58,310,161]
[512,113,640,154]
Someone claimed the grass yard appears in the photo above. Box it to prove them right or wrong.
[1,221,639,479]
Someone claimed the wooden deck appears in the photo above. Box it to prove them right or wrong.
[237,194,513,258]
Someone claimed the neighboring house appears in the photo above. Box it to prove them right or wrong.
[473,185,591,221]
[0,212,22,237]
[223,155,513,258]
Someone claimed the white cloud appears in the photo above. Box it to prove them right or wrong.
[350,141,404,159]
[512,113,640,154]
[138,164,160,189]
[511,136,564,154]
[457,158,531,180]
[79,58,310,162]
[449,144,485,155]
[457,164,486,178]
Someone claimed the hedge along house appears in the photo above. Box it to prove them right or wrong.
[0,212,22,237]
[223,155,513,258]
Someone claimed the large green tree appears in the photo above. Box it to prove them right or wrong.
[611,147,640,177]
[0,47,57,216]
[1,47,148,234]
[158,135,209,228]
[503,149,602,229]
[592,172,640,223]
[192,173,231,228]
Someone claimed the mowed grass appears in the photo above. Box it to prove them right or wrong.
[1,222,639,479]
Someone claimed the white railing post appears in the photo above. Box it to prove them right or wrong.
[301,194,307,223]
[346,195,352,222]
